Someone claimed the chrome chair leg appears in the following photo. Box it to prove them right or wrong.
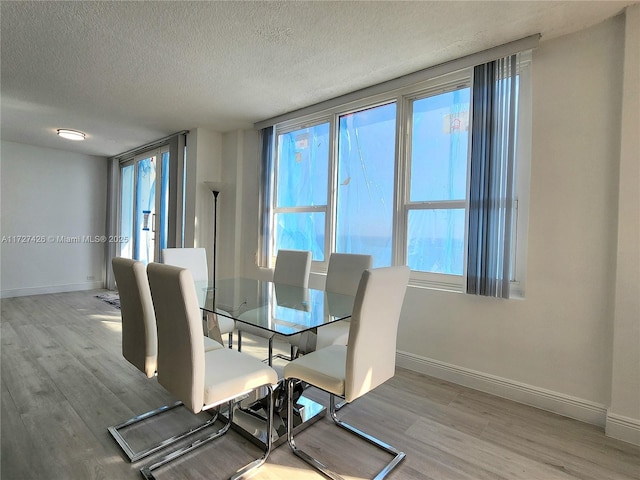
[286,380,405,480]
[141,384,274,480]
[334,398,347,411]
[140,402,232,480]
[108,401,218,463]
[287,380,343,480]
[230,384,274,480]
[328,394,406,479]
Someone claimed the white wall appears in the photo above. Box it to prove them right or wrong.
[0,141,108,297]
[185,128,260,283]
[218,130,241,280]
[394,14,627,426]
[230,129,273,282]
[184,128,223,282]
[221,12,639,442]
[608,3,640,445]
[220,129,261,280]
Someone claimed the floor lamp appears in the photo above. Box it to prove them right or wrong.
[202,182,226,346]
[205,182,224,289]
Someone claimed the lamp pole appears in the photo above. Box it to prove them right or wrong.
[210,189,219,289]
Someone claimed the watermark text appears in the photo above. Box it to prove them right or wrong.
[1,235,129,244]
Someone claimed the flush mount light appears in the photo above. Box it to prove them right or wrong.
[57,129,86,141]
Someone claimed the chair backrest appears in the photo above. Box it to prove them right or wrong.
[274,282,310,311]
[162,248,209,283]
[273,249,312,288]
[345,266,410,403]
[147,262,206,413]
[111,257,157,378]
[325,253,373,296]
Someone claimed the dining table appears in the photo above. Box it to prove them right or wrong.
[194,277,356,448]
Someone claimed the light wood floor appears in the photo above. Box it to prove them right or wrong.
[2,290,639,480]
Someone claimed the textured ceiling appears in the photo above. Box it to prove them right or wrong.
[1,1,634,157]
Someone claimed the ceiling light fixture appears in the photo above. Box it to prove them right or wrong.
[57,129,86,141]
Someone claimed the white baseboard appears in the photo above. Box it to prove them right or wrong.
[396,350,608,428]
[606,412,640,446]
[1,281,104,298]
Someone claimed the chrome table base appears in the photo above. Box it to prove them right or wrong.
[223,384,326,449]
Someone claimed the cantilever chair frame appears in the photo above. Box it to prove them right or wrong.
[141,262,277,480]
[108,401,218,463]
[108,257,219,463]
[141,385,275,480]
[284,266,409,480]
[287,382,405,480]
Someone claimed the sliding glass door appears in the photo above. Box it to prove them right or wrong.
[119,148,170,264]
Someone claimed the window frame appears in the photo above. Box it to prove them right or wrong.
[508,58,532,298]
[271,116,334,268]
[333,99,399,269]
[399,75,473,291]
[267,59,531,296]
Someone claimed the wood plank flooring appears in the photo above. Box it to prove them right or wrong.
[2,290,639,480]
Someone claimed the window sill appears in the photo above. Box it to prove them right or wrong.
[409,276,464,293]
[407,277,526,298]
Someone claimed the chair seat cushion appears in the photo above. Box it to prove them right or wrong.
[203,348,278,407]
[283,345,346,397]
[203,336,224,351]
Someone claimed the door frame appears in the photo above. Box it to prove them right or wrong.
[117,146,169,263]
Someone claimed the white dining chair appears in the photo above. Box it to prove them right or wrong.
[315,252,373,350]
[142,263,278,480]
[284,266,410,480]
[272,249,313,287]
[108,257,222,463]
[162,247,235,348]
[236,249,312,365]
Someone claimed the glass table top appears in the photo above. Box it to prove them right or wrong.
[194,277,355,337]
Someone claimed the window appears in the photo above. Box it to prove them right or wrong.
[405,87,470,280]
[118,147,170,264]
[265,55,531,295]
[336,103,397,267]
[273,122,329,261]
